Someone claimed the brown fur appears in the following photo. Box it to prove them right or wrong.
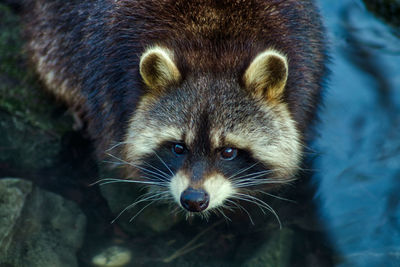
[23,0,326,154]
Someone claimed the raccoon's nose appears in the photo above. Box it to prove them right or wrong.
[180,187,210,212]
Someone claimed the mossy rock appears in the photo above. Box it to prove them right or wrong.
[0,178,86,267]
[0,4,74,175]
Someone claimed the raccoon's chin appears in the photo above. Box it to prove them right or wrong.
[169,172,236,213]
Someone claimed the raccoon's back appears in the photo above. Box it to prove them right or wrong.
[23,0,140,152]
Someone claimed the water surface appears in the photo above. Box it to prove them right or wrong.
[316,0,400,265]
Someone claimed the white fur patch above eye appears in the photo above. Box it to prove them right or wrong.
[124,124,182,163]
[123,95,183,163]
[224,104,301,178]
[169,171,190,206]
[203,173,236,210]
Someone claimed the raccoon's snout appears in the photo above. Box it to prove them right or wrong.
[180,187,210,212]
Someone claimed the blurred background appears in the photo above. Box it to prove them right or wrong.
[316,0,400,266]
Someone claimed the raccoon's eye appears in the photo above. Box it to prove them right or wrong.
[172,143,186,156]
[220,147,238,160]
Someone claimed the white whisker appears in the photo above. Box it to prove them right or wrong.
[232,169,274,181]
[234,176,296,188]
[154,151,174,176]
[228,162,260,180]
[142,160,171,180]
[214,207,231,223]
[106,153,170,181]
[129,197,170,222]
[91,178,169,187]
[111,191,170,224]
[254,190,296,203]
[233,193,282,229]
[106,141,133,152]
[225,199,254,225]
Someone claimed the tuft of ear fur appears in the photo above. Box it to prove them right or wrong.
[243,49,288,101]
[139,46,181,93]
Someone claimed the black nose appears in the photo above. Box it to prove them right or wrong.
[180,187,210,212]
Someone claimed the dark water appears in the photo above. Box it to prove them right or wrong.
[1,0,399,266]
[315,0,400,266]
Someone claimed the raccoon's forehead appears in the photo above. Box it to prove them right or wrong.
[136,79,273,146]
[145,76,252,123]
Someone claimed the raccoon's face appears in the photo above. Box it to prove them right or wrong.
[122,46,301,216]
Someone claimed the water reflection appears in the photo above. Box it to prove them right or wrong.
[316,0,400,266]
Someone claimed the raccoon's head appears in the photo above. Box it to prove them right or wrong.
[121,46,301,217]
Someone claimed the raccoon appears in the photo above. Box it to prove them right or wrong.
[23,0,327,217]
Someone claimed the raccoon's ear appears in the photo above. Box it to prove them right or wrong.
[243,50,288,101]
[139,46,181,92]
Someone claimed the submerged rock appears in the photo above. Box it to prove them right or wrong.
[0,178,87,267]
[92,246,132,267]
[0,3,74,178]
[0,178,32,253]
[241,228,293,267]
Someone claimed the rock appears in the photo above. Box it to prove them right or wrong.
[0,178,87,267]
[92,246,132,267]
[0,5,89,266]
[0,3,74,177]
[99,173,180,235]
[0,178,32,252]
[241,228,293,267]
